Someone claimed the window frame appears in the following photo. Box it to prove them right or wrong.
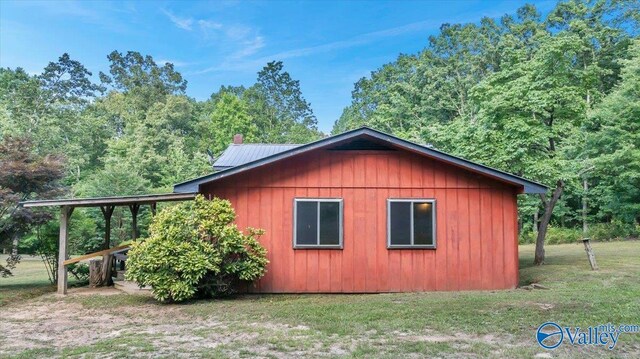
[293,198,344,249]
[387,198,437,249]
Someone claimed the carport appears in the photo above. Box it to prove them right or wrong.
[21,193,196,294]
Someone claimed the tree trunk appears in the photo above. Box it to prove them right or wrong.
[89,259,102,287]
[534,180,564,265]
[11,232,18,256]
[88,254,114,287]
[582,178,588,236]
[101,254,113,286]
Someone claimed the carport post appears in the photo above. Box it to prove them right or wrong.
[58,206,73,294]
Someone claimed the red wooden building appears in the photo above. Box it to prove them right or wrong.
[175,128,546,293]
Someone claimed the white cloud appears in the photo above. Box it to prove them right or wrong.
[262,19,439,61]
[198,20,223,30]
[224,25,252,41]
[194,18,441,74]
[233,36,265,58]
[161,8,265,69]
[161,9,194,31]
[161,9,261,55]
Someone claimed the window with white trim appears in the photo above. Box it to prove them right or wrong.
[294,199,343,248]
[387,199,436,248]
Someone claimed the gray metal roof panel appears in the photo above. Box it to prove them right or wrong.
[175,127,547,194]
[213,144,301,169]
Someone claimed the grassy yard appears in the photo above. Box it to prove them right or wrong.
[0,255,55,307]
[1,241,639,358]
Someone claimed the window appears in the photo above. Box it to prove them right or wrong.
[294,199,343,248]
[387,199,436,248]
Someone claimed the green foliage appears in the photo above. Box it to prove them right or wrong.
[589,221,639,241]
[518,231,535,245]
[95,93,210,190]
[74,163,153,246]
[545,227,582,245]
[2,50,322,254]
[0,54,106,184]
[67,263,90,282]
[204,92,259,155]
[520,221,639,245]
[204,62,323,147]
[251,61,321,143]
[1,50,317,278]
[333,0,639,254]
[99,50,187,106]
[126,196,268,302]
[17,211,92,284]
[585,38,640,225]
[519,227,581,245]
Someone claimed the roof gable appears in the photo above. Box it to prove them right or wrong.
[175,127,547,194]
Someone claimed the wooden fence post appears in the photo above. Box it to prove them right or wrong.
[583,238,599,271]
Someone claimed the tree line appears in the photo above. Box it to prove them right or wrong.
[1,0,638,276]
[0,52,321,276]
[334,0,639,264]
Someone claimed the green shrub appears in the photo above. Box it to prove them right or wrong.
[519,227,581,245]
[518,231,535,244]
[589,221,639,241]
[126,195,268,302]
[545,226,582,245]
[518,221,639,246]
[68,263,90,282]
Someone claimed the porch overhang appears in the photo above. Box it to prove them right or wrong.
[20,192,197,294]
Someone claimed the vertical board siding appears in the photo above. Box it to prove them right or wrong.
[202,149,519,292]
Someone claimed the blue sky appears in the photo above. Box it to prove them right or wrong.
[0,0,555,132]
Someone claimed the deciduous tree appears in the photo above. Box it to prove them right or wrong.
[0,137,65,276]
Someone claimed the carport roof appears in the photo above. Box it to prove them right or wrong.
[20,192,197,208]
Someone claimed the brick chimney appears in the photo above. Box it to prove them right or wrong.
[233,134,243,144]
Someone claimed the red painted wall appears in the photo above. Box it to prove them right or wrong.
[201,149,520,293]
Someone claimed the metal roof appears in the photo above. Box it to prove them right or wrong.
[175,127,548,194]
[21,193,197,208]
[213,144,301,170]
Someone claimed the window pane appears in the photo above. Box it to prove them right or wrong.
[389,202,411,245]
[413,202,434,245]
[319,202,340,245]
[296,201,318,245]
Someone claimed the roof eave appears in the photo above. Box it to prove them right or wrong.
[174,127,547,194]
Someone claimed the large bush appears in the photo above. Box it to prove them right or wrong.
[519,226,582,245]
[126,195,268,302]
[519,222,639,245]
[589,221,639,241]
[544,226,582,245]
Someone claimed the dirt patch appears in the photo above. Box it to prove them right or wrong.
[0,292,518,358]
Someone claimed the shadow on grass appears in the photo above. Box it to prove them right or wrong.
[0,282,55,307]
